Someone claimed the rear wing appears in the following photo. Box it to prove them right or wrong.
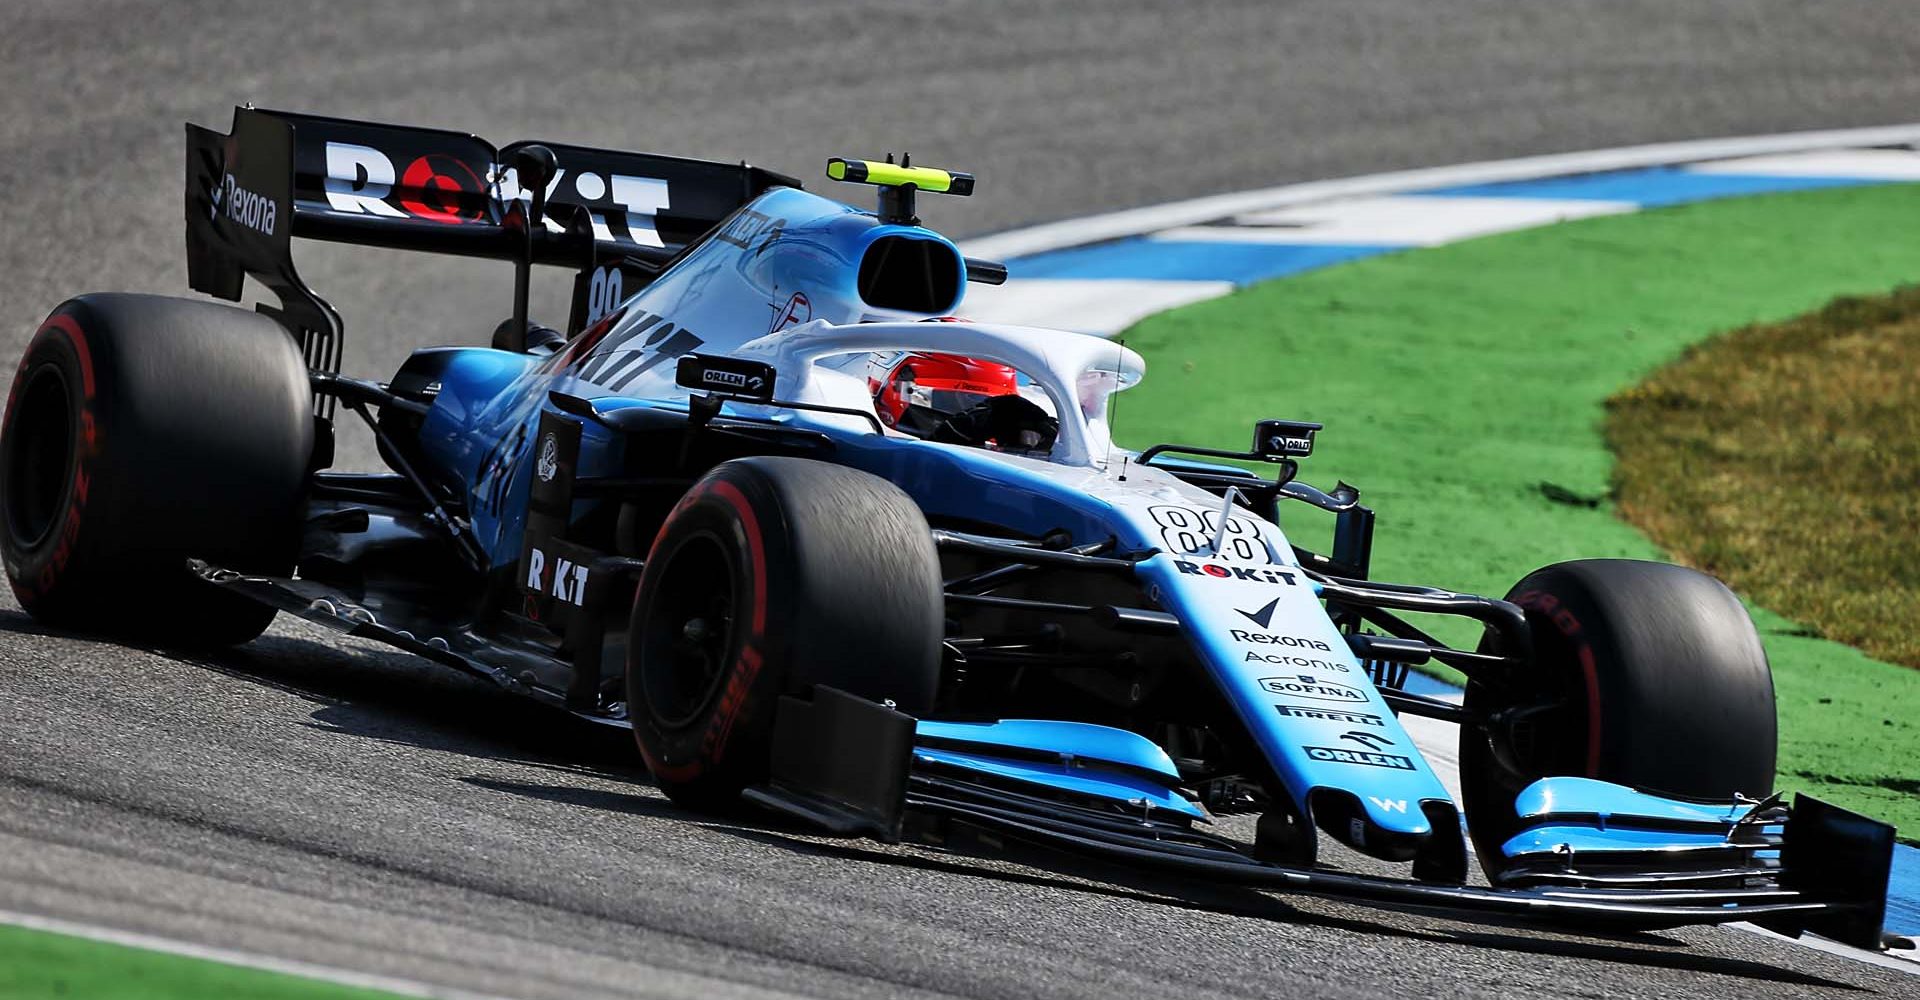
[185,106,799,376]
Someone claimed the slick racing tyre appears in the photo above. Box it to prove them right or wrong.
[1,294,313,645]
[627,457,943,810]
[1458,559,1777,880]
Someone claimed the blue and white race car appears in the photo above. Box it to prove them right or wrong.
[1,107,1896,947]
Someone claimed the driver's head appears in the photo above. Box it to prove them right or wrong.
[869,352,1057,451]
[872,352,1019,432]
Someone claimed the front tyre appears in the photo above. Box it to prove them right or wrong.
[627,457,943,810]
[1459,559,1777,879]
[0,294,313,645]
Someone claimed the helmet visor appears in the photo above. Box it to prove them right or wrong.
[906,384,996,414]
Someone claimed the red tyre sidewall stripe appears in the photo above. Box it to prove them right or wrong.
[45,315,95,397]
[633,474,772,780]
[9,314,101,603]
[711,481,767,633]
[634,481,716,779]
[703,480,768,764]
[1575,643,1601,777]
[1514,589,1604,778]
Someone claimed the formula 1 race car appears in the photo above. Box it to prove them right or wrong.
[0,107,1897,947]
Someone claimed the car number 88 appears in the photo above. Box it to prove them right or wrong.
[1147,505,1272,563]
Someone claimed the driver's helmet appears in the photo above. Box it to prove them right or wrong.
[870,351,1021,436]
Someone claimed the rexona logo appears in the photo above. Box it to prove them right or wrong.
[1229,629,1331,651]
[220,173,277,236]
[525,546,589,606]
[1175,561,1298,585]
[1273,704,1384,727]
[1258,674,1366,703]
[1303,746,1415,771]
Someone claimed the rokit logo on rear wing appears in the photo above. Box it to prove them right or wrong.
[318,141,672,249]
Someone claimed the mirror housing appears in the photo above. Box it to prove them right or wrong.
[676,353,778,402]
[1253,419,1321,460]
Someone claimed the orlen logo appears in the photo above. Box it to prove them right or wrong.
[1174,561,1298,585]
[1304,746,1415,771]
[1258,674,1366,703]
[221,173,277,236]
[703,370,764,392]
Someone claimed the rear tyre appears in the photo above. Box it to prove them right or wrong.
[627,457,943,811]
[1459,558,1776,879]
[0,294,313,645]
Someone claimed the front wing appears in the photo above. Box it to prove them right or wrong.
[195,563,1896,949]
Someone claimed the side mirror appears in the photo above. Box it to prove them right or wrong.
[508,144,559,349]
[676,353,777,402]
[1253,419,1321,460]
[511,144,559,224]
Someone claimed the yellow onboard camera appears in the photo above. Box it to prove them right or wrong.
[825,155,973,225]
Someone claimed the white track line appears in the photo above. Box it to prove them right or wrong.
[1154,195,1636,247]
[960,122,1920,260]
[1731,922,1920,977]
[1687,148,1920,180]
[0,908,518,1000]
[959,277,1234,336]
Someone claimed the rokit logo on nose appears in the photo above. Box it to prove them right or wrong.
[220,173,277,236]
[1175,561,1298,585]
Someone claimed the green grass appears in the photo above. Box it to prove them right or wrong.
[1114,183,1920,839]
[0,923,404,1000]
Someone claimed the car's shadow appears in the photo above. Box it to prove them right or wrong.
[0,607,644,780]
[0,609,1872,990]
[467,773,1867,990]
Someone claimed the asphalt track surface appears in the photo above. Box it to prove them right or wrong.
[4,3,1920,997]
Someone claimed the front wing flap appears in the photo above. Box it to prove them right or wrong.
[749,694,1894,946]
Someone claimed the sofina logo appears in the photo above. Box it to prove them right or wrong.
[1258,674,1366,703]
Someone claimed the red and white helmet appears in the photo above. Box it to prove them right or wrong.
[869,351,1022,434]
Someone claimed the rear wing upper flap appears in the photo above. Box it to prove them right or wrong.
[186,106,800,371]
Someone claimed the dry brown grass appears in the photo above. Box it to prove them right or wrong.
[1606,288,1920,668]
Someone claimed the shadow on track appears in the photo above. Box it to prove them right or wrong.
[468,774,1865,993]
[0,608,644,779]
